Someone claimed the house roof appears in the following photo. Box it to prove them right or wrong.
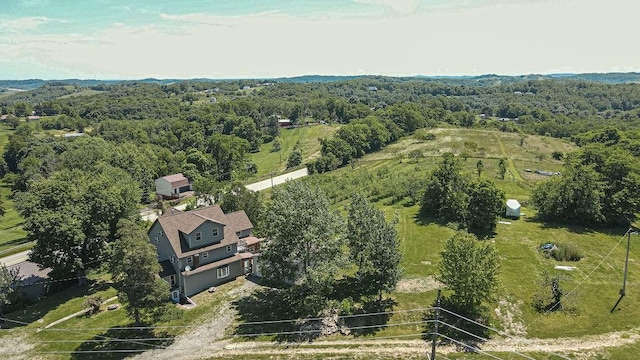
[154,205,253,258]
[225,210,254,232]
[159,173,190,188]
[243,236,262,246]
[158,260,176,278]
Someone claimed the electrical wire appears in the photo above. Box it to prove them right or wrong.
[437,333,505,360]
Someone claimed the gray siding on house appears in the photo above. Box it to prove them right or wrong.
[236,229,251,239]
[202,244,237,265]
[149,222,177,262]
[185,221,224,249]
[182,260,244,296]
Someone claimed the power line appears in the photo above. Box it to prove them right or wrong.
[438,320,535,360]
[439,307,572,360]
[437,333,505,360]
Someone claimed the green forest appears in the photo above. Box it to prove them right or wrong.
[3,74,640,359]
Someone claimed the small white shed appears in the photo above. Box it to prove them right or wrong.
[505,199,521,218]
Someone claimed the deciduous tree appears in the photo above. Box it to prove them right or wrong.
[346,194,402,299]
[437,232,500,315]
[110,219,171,325]
[261,182,345,293]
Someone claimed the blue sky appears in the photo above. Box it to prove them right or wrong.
[0,0,638,79]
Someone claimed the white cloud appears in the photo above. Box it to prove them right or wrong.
[0,16,66,32]
[0,0,639,79]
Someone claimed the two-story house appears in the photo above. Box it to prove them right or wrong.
[148,205,261,302]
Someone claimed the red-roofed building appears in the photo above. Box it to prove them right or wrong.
[154,173,192,199]
[148,205,262,302]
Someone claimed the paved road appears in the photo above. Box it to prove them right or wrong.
[245,168,308,192]
[0,250,31,267]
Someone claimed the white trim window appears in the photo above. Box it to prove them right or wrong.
[186,256,193,264]
[195,232,202,242]
[217,266,230,279]
[155,237,159,243]
[202,252,209,259]
[226,245,232,253]
[170,275,176,286]
[170,255,176,264]
[159,230,164,236]
[213,228,218,237]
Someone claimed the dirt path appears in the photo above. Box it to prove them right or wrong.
[192,327,640,359]
[132,280,258,360]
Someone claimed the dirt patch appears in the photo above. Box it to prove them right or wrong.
[0,333,35,360]
[494,299,527,337]
[396,276,442,293]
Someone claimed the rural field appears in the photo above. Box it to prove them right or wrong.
[3,128,640,359]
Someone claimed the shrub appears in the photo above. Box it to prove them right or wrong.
[550,243,583,262]
[85,295,103,316]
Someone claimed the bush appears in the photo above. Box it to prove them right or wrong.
[85,295,103,316]
[550,243,583,262]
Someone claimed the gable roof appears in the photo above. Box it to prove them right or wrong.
[154,205,253,257]
[225,210,254,232]
[159,173,190,188]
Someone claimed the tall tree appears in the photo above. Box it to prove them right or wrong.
[261,182,345,292]
[421,153,469,223]
[346,194,402,299]
[437,231,500,315]
[498,158,507,180]
[15,167,140,280]
[476,160,484,178]
[110,219,170,325]
[219,182,263,228]
[466,180,505,235]
[0,264,20,315]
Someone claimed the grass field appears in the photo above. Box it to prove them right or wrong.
[248,123,338,180]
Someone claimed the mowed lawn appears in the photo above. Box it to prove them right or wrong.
[249,123,338,180]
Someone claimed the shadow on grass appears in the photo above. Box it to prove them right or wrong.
[413,213,497,239]
[70,326,174,360]
[4,279,111,328]
[233,278,398,341]
[422,296,490,346]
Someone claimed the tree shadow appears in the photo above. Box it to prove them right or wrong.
[344,297,398,336]
[422,296,490,344]
[70,326,174,360]
[531,216,623,235]
[232,286,324,342]
[4,279,111,328]
[233,279,398,342]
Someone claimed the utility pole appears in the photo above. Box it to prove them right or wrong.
[431,289,441,360]
[611,227,637,313]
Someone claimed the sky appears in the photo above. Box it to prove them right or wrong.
[0,0,638,80]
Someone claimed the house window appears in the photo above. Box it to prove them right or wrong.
[186,256,193,264]
[195,232,202,241]
[213,228,218,237]
[155,237,159,243]
[170,255,176,263]
[217,266,230,279]
[159,230,164,236]
[226,245,232,253]
[202,252,208,259]
[236,231,241,238]
[170,275,176,286]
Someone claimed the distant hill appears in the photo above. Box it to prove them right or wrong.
[1,72,639,91]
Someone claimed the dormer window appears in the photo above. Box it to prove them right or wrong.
[170,255,176,263]
[195,232,202,242]
[159,230,164,236]
[226,245,232,253]
[186,256,193,264]
[213,228,218,237]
